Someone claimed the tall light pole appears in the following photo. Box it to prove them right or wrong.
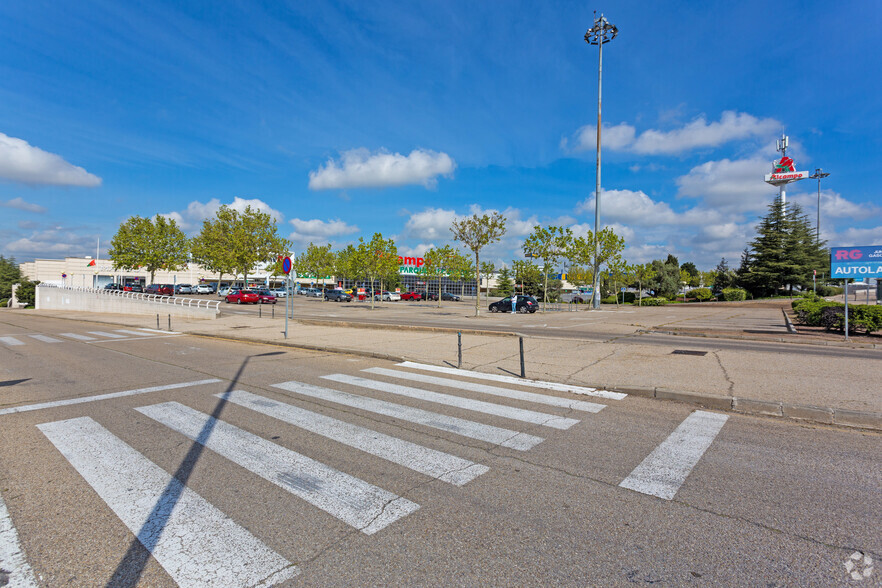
[808,168,830,243]
[585,12,618,308]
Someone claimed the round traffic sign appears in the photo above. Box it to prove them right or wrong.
[282,256,292,274]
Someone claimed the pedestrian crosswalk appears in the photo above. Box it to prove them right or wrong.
[4,363,729,585]
[0,328,179,347]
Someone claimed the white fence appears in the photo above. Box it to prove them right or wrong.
[36,285,220,319]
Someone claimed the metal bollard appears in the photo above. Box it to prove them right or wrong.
[156,314,160,329]
[259,304,262,318]
[168,314,171,331]
[272,305,275,319]
[519,336,525,378]
[457,331,462,369]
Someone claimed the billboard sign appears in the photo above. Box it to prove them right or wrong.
[830,246,882,279]
[764,155,809,185]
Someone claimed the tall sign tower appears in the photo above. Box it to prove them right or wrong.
[764,134,809,209]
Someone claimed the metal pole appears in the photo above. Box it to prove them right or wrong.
[844,280,849,341]
[457,331,462,369]
[168,314,171,331]
[593,30,603,310]
[285,273,289,339]
[157,314,160,329]
[519,336,525,378]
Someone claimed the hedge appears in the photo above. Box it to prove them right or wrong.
[687,288,713,301]
[639,297,667,306]
[792,299,882,334]
[722,288,747,301]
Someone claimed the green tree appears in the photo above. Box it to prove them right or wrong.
[109,215,189,283]
[227,206,290,288]
[295,243,336,299]
[512,260,543,297]
[453,251,475,299]
[423,244,458,307]
[566,265,593,290]
[741,198,827,297]
[713,257,735,292]
[354,233,398,309]
[479,261,496,297]
[524,225,572,311]
[631,262,657,306]
[608,259,633,307]
[0,256,22,302]
[191,207,237,288]
[649,255,680,299]
[450,211,507,316]
[566,227,625,307]
[494,265,514,297]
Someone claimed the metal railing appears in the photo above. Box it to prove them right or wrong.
[42,284,221,312]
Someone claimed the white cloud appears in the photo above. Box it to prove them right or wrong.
[401,208,459,240]
[1,197,47,213]
[308,148,456,190]
[789,189,880,220]
[288,218,359,246]
[0,132,101,187]
[163,197,283,232]
[675,155,777,213]
[4,227,99,260]
[567,111,779,155]
[575,189,723,227]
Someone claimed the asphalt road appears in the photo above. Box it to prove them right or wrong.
[217,296,882,360]
[1,315,879,586]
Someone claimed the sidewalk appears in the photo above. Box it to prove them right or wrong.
[25,305,882,431]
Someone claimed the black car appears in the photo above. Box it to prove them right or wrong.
[325,289,352,302]
[427,292,461,301]
[104,283,123,291]
[488,295,538,313]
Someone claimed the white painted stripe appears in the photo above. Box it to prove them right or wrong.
[272,380,544,451]
[0,492,39,587]
[28,334,62,343]
[137,328,182,334]
[325,373,580,430]
[60,332,96,341]
[619,410,728,500]
[38,417,298,586]
[221,390,488,486]
[397,361,627,400]
[0,379,221,416]
[114,329,158,337]
[87,331,126,339]
[365,367,606,414]
[0,336,24,346]
[137,401,419,534]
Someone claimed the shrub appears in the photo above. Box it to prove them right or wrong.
[816,285,844,297]
[0,298,7,307]
[600,296,616,304]
[639,297,667,306]
[793,300,840,325]
[722,287,747,301]
[688,288,713,302]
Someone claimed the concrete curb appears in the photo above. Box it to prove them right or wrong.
[782,309,798,334]
[295,318,518,338]
[192,331,882,433]
[645,328,882,349]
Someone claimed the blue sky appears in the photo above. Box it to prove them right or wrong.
[1,0,879,270]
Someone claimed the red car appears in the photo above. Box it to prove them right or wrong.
[225,289,260,304]
[400,291,424,301]
[253,289,278,304]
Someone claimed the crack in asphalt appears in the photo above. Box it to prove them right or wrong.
[710,350,735,396]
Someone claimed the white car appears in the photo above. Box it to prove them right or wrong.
[195,284,214,294]
[270,288,287,298]
[374,291,401,301]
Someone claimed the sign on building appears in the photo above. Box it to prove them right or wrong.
[830,246,882,279]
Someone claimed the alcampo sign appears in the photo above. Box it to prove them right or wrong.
[399,256,429,276]
[830,246,882,279]
[764,155,809,185]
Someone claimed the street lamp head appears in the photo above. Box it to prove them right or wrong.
[585,13,618,45]
[809,168,831,180]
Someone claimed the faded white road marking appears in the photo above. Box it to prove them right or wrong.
[28,334,62,343]
[272,380,544,451]
[619,410,728,500]
[327,373,579,430]
[0,336,24,346]
[60,332,96,341]
[0,492,39,587]
[87,331,126,339]
[38,417,299,587]
[222,390,487,486]
[0,379,221,416]
[137,328,182,334]
[137,401,419,534]
[397,361,627,400]
[366,367,606,414]
[114,329,158,337]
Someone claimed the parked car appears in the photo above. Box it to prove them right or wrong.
[225,289,259,304]
[218,285,233,297]
[270,287,287,298]
[252,289,277,304]
[399,291,425,301]
[305,288,323,298]
[488,295,538,313]
[373,291,401,301]
[128,284,143,293]
[175,284,193,294]
[325,289,352,302]
[427,292,460,302]
[104,283,123,291]
[145,284,174,296]
[195,283,215,294]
